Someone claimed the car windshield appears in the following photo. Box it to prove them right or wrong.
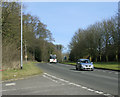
[50,55,56,59]
[80,59,90,63]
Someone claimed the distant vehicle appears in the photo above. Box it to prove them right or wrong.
[49,54,57,63]
[76,59,94,71]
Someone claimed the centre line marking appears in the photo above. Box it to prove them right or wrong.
[5,83,16,86]
[43,73,114,97]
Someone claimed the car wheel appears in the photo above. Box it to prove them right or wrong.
[76,65,78,70]
[91,69,94,71]
[78,66,81,71]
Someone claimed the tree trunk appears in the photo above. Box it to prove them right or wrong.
[116,50,118,62]
[106,55,108,62]
[100,55,102,62]
[96,57,97,62]
[90,56,92,61]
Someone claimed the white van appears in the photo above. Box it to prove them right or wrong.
[49,54,57,63]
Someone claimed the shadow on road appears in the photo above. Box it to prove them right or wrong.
[69,68,93,72]
[69,68,77,71]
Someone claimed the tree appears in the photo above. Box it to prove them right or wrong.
[69,15,120,62]
[2,2,62,69]
[2,2,21,69]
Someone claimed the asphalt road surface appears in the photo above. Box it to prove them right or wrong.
[36,63,118,96]
[2,63,119,96]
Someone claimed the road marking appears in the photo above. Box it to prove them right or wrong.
[87,88,95,92]
[81,86,87,89]
[5,83,16,86]
[42,75,58,83]
[43,73,114,97]
[2,86,38,92]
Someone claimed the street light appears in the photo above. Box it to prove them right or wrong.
[25,40,27,62]
[21,1,23,69]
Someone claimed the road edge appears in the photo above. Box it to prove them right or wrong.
[59,63,120,72]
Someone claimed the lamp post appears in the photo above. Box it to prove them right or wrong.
[21,1,23,69]
[25,40,27,62]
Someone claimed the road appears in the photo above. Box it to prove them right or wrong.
[2,63,119,96]
[36,63,118,96]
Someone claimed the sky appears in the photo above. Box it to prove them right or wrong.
[23,2,118,53]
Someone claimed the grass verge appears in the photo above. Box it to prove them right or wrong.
[2,61,42,81]
[94,62,120,70]
[61,62,120,70]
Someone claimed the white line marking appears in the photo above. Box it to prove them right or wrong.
[2,89,17,92]
[95,90,103,94]
[87,88,95,92]
[103,93,111,96]
[2,86,37,92]
[5,83,16,86]
[42,75,58,83]
[43,73,113,97]
[81,86,87,89]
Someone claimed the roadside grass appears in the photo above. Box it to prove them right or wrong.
[61,61,120,70]
[61,62,76,65]
[2,61,42,81]
[94,62,120,70]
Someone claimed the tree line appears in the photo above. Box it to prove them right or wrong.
[69,14,120,62]
[2,2,62,69]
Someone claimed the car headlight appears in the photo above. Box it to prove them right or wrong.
[82,65,84,67]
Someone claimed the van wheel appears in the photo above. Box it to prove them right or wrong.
[91,69,94,71]
[78,66,81,71]
[76,65,78,70]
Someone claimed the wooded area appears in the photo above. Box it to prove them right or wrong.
[69,11,120,62]
[2,2,62,69]
[1,2,120,69]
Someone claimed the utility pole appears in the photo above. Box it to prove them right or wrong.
[21,0,23,69]
[25,40,27,62]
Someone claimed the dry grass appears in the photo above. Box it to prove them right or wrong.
[2,61,42,81]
